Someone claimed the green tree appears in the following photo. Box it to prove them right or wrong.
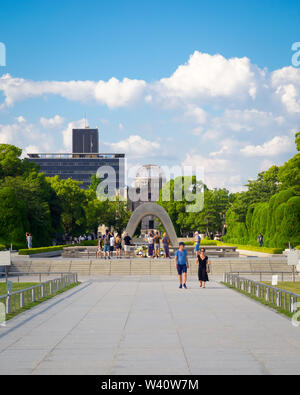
[48,176,87,236]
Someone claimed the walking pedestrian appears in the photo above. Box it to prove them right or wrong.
[175,242,189,289]
[197,248,210,288]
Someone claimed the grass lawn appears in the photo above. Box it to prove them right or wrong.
[0,282,38,296]
[0,281,80,320]
[263,282,300,295]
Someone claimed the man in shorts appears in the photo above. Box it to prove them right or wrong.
[175,242,189,289]
[103,231,111,259]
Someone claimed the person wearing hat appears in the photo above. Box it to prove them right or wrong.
[175,242,189,289]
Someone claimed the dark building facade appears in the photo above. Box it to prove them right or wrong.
[27,128,125,190]
[72,128,99,153]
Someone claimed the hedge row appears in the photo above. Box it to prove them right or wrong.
[225,189,300,248]
[0,244,6,251]
[217,242,283,254]
[296,246,300,250]
[18,245,64,255]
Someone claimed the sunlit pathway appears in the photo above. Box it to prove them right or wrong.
[1,276,300,375]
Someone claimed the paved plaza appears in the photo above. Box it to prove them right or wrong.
[1,275,300,375]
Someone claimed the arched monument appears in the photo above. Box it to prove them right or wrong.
[125,202,178,247]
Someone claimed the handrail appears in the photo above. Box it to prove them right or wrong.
[0,273,78,317]
[224,272,300,313]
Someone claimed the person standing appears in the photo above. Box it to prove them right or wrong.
[175,242,189,289]
[197,248,210,288]
[115,233,122,258]
[153,231,161,258]
[194,231,201,256]
[109,232,115,258]
[103,231,111,259]
[123,232,132,258]
[147,231,154,258]
[162,233,170,258]
[97,235,102,258]
[258,233,264,247]
[25,233,32,249]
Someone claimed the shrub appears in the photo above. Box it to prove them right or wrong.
[77,240,98,246]
[0,244,6,251]
[296,246,300,250]
[18,245,64,255]
[201,239,218,246]
[218,242,283,254]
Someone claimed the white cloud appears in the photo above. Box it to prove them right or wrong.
[0,74,147,109]
[212,109,284,132]
[40,115,65,128]
[271,66,300,114]
[182,152,242,190]
[105,135,161,158]
[156,51,259,102]
[61,119,86,151]
[184,105,207,124]
[0,122,20,144]
[16,116,26,123]
[259,159,275,172]
[240,136,293,157]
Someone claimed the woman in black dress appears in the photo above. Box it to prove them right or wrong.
[196,248,211,288]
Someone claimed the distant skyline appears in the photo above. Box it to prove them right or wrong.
[0,0,300,191]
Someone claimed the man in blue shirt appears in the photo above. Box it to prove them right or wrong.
[175,242,189,289]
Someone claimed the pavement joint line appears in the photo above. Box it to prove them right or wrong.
[108,276,142,374]
[162,278,192,375]
[221,280,300,355]
[214,281,274,375]
[30,279,122,374]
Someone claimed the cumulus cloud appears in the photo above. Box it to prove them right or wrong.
[61,119,86,151]
[0,74,147,109]
[240,136,293,157]
[104,135,161,158]
[182,152,242,190]
[184,105,207,124]
[271,66,300,114]
[212,109,284,133]
[156,51,260,103]
[40,115,65,128]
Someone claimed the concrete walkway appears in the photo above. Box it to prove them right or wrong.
[0,276,300,375]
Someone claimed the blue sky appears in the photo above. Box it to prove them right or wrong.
[0,0,300,190]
